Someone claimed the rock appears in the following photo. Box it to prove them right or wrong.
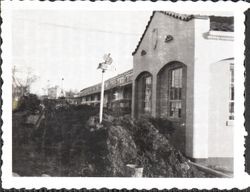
[12,172,20,177]
[26,115,40,125]
[126,164,143,177]
[96,123,103,130]
[86,116,96,127]
[181,162,190,171]
[41,174,51,177]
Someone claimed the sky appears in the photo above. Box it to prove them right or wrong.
[12,10,151,95]
[12,10,233,95]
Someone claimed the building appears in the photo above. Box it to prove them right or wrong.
[48,86,59,99]
[132,11,234,170]
[78,69,133,114]
[78,11,234,171]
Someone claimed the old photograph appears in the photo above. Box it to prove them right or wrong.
[10,9,235,178]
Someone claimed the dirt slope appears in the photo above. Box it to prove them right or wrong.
[13,102,211,177]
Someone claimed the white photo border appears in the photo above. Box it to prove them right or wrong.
[1,1,249,190]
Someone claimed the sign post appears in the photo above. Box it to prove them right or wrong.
[99,69,105,123]
[97,53,113,123]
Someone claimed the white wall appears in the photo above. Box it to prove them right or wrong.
[209,59,234,158]
[193,17,234,159]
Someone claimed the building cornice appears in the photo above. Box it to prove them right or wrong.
[203,31,234,41]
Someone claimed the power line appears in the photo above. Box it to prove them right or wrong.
[14,17,141,36]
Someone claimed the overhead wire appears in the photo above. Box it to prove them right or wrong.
[13,17,141,36]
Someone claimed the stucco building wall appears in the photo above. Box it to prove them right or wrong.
[191,18,234,162]
[132,12,234,168]
[209,60,234,158]
[132,12,195,122]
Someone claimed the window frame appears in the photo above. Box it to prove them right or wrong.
[168,67,183,120]
[143,75,153,114]
[229,63,234,120]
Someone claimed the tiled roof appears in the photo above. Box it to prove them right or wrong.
[132,11,234,56]
[158,11,195,21]
[210,16,234,32]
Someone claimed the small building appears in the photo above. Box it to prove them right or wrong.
[48,86,59,99]
[131,11,234,170]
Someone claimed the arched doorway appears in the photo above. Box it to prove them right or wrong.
[134,71,153,117]
[156,61,187,120]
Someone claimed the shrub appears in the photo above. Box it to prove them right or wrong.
[149,117,175,136]
[15,94,41,113]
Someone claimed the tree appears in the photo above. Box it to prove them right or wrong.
[12,66,39,96]
[65,89,78,98]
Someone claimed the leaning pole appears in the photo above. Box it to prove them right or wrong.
[99,69,105,123]
[97,53,113,123]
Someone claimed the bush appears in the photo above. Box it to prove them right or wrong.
[13,104,210,177]
[14,94,41,113]
[149,117,175,136]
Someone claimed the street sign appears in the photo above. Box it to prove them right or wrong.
[103,53,113,65]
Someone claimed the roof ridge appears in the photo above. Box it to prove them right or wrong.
[132,11,156,56]
[157,11,195,21]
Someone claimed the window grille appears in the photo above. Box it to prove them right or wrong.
[144,76,152,113]
[169,68,182,118]
[229,63,234,120]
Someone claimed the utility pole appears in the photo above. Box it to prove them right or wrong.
[97,53,113,123]
[47,80,50,97]
[61,78,64,97]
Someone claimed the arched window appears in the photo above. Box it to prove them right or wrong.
[135,72,153,116]
[157,61,186,119]
[169,67,183,118]
[144,75,152,112]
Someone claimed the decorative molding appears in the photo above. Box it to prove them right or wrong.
[141,50,147,56]
[165,35,174,43]
[203,31,234,41]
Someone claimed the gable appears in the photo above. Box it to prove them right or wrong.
[132,11,194,56]
[132,11,234,56]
